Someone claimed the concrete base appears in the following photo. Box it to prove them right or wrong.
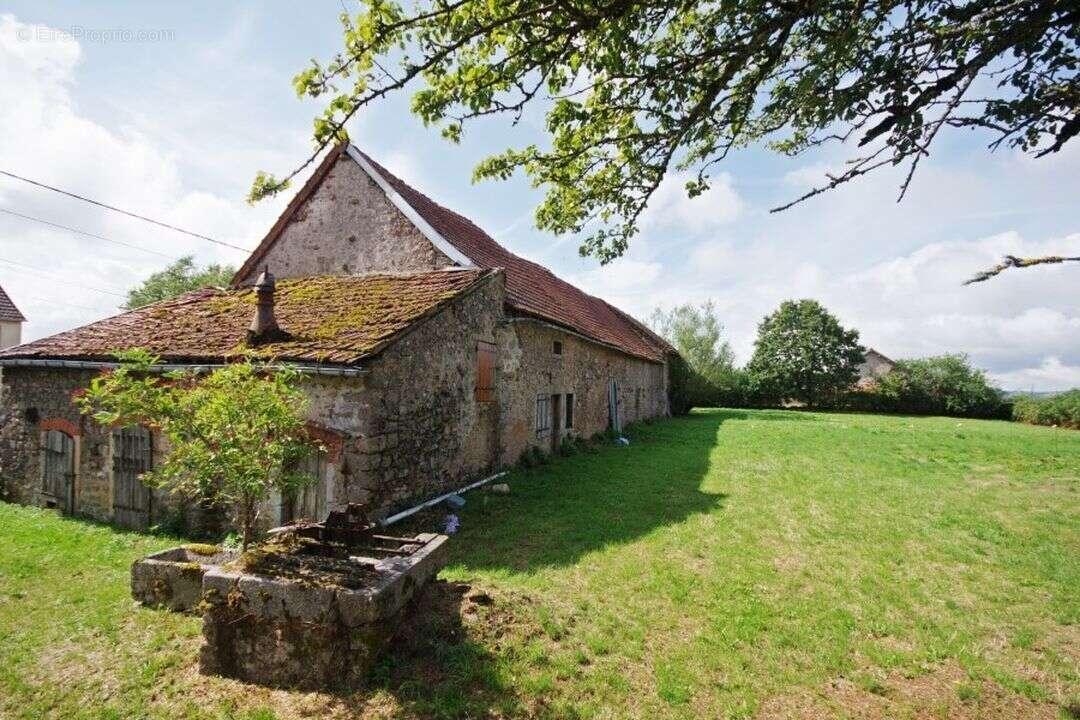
[131,545,237,613]
[198,533,448,689]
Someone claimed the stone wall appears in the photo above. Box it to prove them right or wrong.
[0,368,101,513]
[0,367,209,528]
[496,319,668,464]
[234,155,452,286]
[336,271,504,515]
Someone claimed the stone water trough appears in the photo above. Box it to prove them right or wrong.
[131,504,449,690]
[131,544,238,612]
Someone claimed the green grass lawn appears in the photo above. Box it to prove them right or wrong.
[1,409,1078,719]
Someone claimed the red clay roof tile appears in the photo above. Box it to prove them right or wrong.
[234,145,672,363]
[356,150,672,363]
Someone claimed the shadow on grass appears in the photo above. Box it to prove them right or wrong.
[444,409,748,573]
[332,580,529,719]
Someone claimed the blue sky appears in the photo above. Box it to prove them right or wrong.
[1,3,1077,389]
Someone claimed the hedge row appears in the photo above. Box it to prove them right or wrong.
[1012,390,1080,429]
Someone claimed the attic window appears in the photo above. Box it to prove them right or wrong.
[553,340,563,356]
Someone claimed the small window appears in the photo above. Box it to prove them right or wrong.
[565,393,574,429]
[553,340,563,355]
[475,340,496,402]
[636,387,642,411]
[535,394,551,435]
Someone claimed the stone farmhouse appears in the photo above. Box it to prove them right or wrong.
[0,144,674,531]
[855,348,895,389]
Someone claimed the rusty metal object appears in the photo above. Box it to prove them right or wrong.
[273,503,423,559]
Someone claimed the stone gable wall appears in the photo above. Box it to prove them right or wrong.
[235,155,453,286]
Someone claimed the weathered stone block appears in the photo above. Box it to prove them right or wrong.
[131,545,237,613]
[198,533,448,689]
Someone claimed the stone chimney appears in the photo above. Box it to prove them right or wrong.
[246,267,286,345]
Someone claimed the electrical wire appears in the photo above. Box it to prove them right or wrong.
[0,257,127,298]
[0,169,251,252]
[0,207,179,260]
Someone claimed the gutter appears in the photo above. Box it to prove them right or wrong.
[380,470,508,527]
[0,357,367,378]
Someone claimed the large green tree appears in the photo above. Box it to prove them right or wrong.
[77,351,317,550]
[124,256,236,310]
[251,0,1078,277]
[649,301,735,386]
[747,299,864,406]
[650,301,742,410]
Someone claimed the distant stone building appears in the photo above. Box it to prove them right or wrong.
[0,144,673,530]
[0,283,25,350]
[856,348,895,388]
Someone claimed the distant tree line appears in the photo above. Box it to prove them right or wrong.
[652,299,1017,421]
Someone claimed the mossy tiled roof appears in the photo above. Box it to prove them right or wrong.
[0,270,492,366]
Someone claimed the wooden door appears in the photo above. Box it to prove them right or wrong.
[42,430,75,514]
[112,426,153,530]
[282,449,328,523]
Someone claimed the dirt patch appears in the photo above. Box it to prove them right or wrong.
[231,535,379,590]
[755,661,1064,719]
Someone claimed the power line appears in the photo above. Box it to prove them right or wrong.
[0,169,251,253]
[0,257,127,298]
[0,207,179,260]
[11,292,114,314]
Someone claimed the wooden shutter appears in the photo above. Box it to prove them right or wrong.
[475,340,496,402]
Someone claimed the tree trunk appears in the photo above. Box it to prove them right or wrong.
[240,497,254,552]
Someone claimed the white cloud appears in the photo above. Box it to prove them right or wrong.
[569,259,663,300]
[574,226,1080,391]
[640,171,743,233]
[0,14,289,342]
[990,357,1080,392]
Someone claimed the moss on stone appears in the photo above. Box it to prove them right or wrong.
[185,543,222,556]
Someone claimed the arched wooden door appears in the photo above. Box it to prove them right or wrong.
[42,429,75,514]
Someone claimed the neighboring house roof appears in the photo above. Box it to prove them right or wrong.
[856,348,895,386]
[0,283,26,323]
[234,144,673,363]
[862,348,895,367]
[0,270,493,366]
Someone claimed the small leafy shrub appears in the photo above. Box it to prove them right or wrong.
[841,354,1008,419]
[518,445,550,468]
[557,435,585,457]
[1012,389,1080,429]
[150,507,190,538]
